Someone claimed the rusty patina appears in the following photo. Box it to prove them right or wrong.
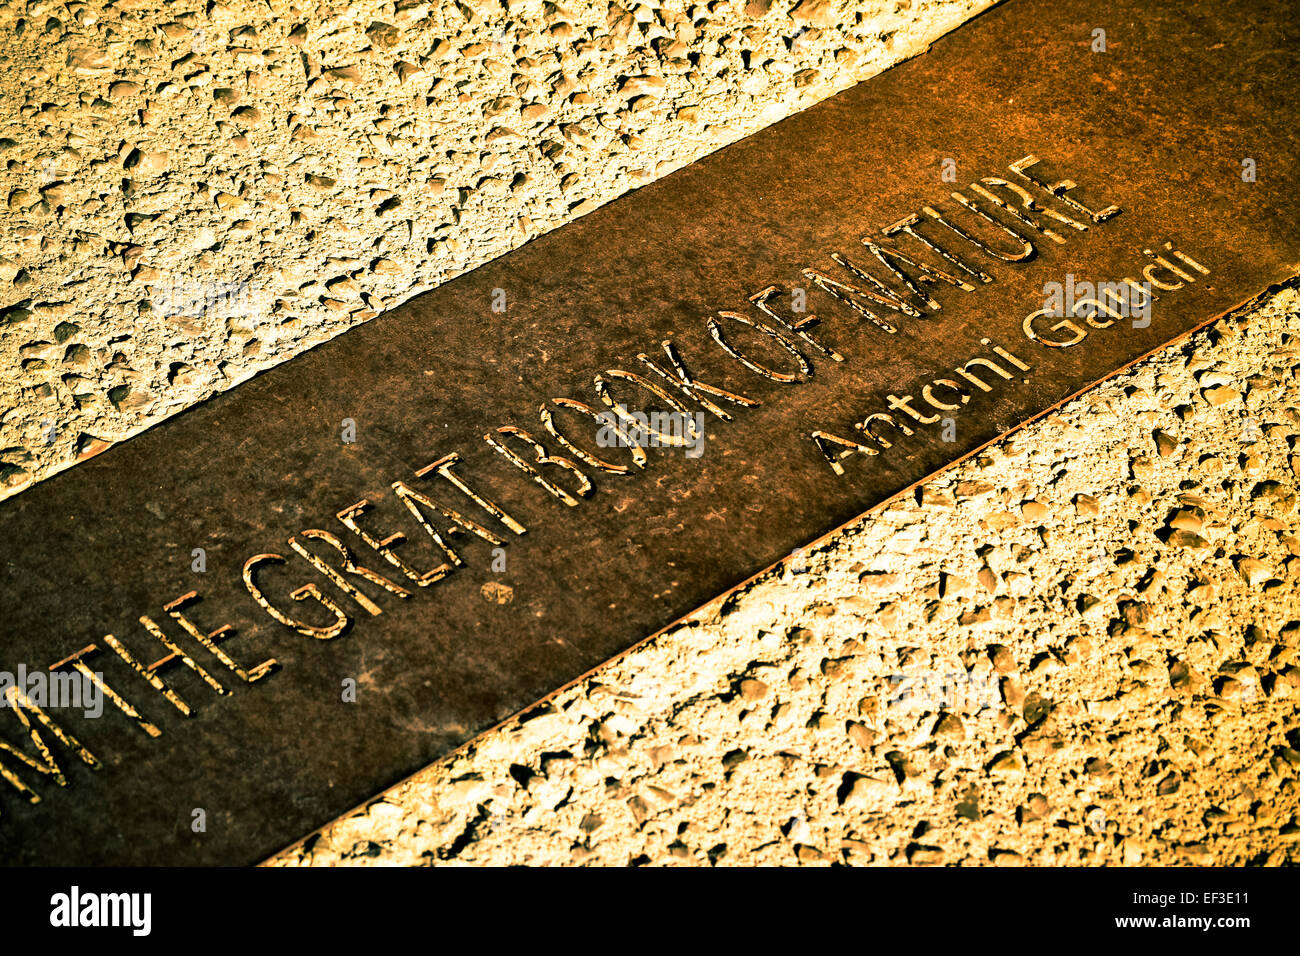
[0,0,1296,864]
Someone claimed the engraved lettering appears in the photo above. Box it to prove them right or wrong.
[594,370,701,443]
[484,426,592,506]
[100,633,193,717]
[637,340,759,421]
[540,398,646,474]
[858,413,915,448]
[883,212,991,283]
[0,687,100,804]
[164,592,277,684]
[1008,154,1121,223]
[242,553,351,640]
[47,647,162,738]
[749,286,845,362]
[707,312,812,381]
[337,499,449,587]
[289,529,412,617]
[138,615,229,698]
[414,453,527,536]
[811,429,878,475]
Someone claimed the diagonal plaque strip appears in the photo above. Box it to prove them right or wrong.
[1,0,1298,865]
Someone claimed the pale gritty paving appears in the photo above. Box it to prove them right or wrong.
[268,286,1300,866]
[4,0,1297,868]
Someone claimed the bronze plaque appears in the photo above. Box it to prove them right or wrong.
[0,0,1296,864]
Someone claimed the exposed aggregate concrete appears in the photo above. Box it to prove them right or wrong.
[8,0,1296,870]
[0,0,992,497]
[267,284,1300,867]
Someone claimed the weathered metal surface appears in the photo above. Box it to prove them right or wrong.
[0,0,1296,864]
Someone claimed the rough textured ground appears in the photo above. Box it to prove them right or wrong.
[8,0,1296,870]
[0,0,991,498]
[266,284,1300,867]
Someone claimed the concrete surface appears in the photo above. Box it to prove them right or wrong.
[268,285,1300,866]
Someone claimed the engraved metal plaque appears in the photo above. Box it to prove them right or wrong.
[1,0,1297,864]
